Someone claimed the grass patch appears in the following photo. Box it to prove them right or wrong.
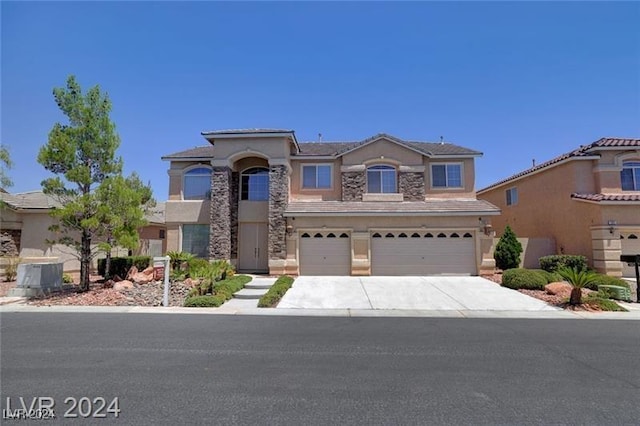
[258,276,294,308]
[184,275,252,307]
[582,291,628,312]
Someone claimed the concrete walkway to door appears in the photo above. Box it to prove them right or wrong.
[277,276,559,311]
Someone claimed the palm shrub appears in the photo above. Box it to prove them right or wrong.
[557,267,599,305]
[494,225,523,270]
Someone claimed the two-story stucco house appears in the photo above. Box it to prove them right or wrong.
[477,138,640,277]
[161,129,500,276]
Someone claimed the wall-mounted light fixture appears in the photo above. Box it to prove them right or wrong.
[608,220,617,235]
[286,225,293,236]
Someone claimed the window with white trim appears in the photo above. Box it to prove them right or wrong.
[367,165,396,193]
[182,224,209,258]
[183,167,212,200]
[302,164,332,189]
[431,163,462,188]
[241,167,269,201]
[621,161,640,191]
[506,187,518,206]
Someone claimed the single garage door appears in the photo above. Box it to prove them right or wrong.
[299,232,351,275]
[621,232,640,277]
[371,231,476,275]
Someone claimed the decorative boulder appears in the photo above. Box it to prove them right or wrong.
[113,280,134,291]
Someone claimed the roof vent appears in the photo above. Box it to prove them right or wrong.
[532,158,536,167]
[318,133,322,142]
[440,136,444,145]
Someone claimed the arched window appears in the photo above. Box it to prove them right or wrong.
[241,167,269,201]
[183,167,212,200]
[621,161,640,190]
[367,165,396,193]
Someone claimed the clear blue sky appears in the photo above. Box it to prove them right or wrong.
[3,1,639,200]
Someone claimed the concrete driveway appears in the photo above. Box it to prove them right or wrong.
[277,276,558,311]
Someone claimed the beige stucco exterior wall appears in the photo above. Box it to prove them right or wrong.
[479,161,601,262]
[425,158,476,198]
[342,139,424,166]
[165,201,209,224]
[209,137,291,162]
[138,224,167,255]
[0,207,22,229]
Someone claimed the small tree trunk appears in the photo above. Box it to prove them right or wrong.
[104,235,113,280]
[80,231,92,292]
[569,287,582,305]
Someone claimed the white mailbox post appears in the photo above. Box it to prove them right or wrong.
[153,256,171,307]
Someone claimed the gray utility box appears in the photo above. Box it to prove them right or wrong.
[9,262,63,297]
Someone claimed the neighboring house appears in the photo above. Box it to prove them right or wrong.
[477,138,640,277]
[161,129,500,276]
[0,191,166,272]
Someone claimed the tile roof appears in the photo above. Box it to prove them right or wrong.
[201,128,294,136]
[285,200,500,216]
[571,193,640,203]
[478,137,640,193]
[161,146,215,160]
[163,133,481,159]
[0,191,60,210]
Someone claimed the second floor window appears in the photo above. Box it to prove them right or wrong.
[506,187,518,206]
[241,167,269,201]
[621,161,640,191]
[302,164,332,189]
[183,167,212,200]
[432,164,462,188]
[367,165,396,193]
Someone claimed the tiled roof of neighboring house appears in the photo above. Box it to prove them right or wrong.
[145,202,165,224]
[285,200,500,216]
[0,190,61,210]
[201,128,294,136]
[571,193,640,203]
[478,137,640,193]
[161,146,216,160]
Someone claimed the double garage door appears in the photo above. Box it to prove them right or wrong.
[298,230,477,276]
[621,232,640,277]
[371,231,476,275]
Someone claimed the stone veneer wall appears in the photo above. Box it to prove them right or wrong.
[399,172,425,201]
[268,165,288,260]
[341,171,366,201]
[230,172,239,259]
[210,167,231,260]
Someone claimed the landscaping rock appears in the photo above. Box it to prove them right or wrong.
[126,266,138,280]
[103,279,114,289]
[545,282,572,297]
[114,280,134,291]
[112,275,122,282]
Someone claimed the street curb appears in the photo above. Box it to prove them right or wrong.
[2,303,640,320]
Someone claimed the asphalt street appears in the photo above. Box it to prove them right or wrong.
[1,313,639,425]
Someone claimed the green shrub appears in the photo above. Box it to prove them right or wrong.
[97,256,151,278]
[185,275,251,304]
[588,274,631,291]
[62,273,74,284]
[501,268,547,290]
[494,225,523,270]
[258,276,295,307]
[539,255,587,273]
[167,251,195,271]
[183,295,226,307]
[529,269,563,284]
[187,258,210,275]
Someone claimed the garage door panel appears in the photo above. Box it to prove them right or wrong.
[371,232,476,276]
[299,235,351,276]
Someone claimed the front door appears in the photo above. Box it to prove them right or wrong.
[239,223,269,272]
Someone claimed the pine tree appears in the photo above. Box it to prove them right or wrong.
[494,225,523,271]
